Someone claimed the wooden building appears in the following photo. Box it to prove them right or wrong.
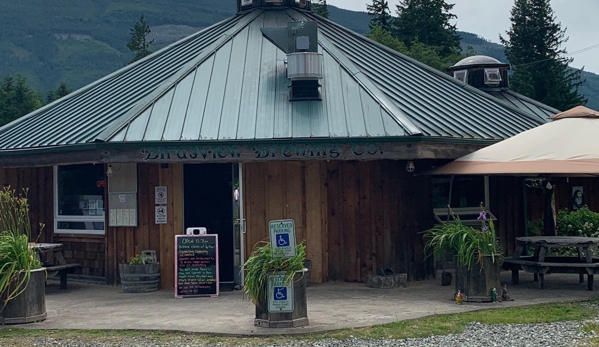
[0,1,560,289]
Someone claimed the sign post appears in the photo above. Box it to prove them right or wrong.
[268,219,296,257]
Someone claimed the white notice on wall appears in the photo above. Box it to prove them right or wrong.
[109,209,117,226]
[119,194,126,203]
[116,209,123,225]
[129,209,136,226]
[155,186,167,204]
[155,206,167,224]
[122,210,130,226]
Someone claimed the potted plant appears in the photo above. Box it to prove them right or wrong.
[0,187,46,324]
[423,205,503,302]
[118,251,160,293]
[243,241,308,328]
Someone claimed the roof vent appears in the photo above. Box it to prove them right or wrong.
[238,0,311,12]
[484,68,502,86]
[261,21,323,101]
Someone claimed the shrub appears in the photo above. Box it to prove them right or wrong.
[556,206,599,237]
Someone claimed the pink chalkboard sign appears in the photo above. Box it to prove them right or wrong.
[175,234,219,298]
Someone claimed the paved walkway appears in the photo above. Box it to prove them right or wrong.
[13,271,599,335]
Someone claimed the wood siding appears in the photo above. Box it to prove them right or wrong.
[243,160,435,284]
[106,163,183,288]
[0,167,54,243]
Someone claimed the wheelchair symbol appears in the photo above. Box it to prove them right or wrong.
[277,234,289,247]
[274,287,287,301]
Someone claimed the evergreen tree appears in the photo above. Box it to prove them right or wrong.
[0,75,42,126]
[311,0,329,19]
[126,15,154,64]
[46,81,72,104]
[393,0,461,59]
[368,26,448,71]
[500,0,586,110]
[367,0,392,33]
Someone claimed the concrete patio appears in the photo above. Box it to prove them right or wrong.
[9,271,599,335]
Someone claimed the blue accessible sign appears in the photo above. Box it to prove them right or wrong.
[268,272,294,313]
[269,219,297,257]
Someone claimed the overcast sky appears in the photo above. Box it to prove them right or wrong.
[327,0,599,74]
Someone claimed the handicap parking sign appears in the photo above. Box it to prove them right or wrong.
[268,273,294,313]
[274,287,287,301]
[269,219,296,257]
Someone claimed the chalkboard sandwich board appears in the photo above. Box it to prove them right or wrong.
[175,234,219,298]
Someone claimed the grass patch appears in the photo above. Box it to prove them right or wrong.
[1,301,597,346]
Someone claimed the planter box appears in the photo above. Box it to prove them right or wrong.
[455,254,502,302]
[119,263,160,293]
[254,271,308,328]
[0,268,46,324]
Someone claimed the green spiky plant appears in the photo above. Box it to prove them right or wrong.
[242,240,306,306]
[0,187,42,309]
[423,206,502,270]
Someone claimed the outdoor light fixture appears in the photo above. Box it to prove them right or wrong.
[405,160,415,173]
[106,164,113,177]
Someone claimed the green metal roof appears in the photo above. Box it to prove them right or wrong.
[486,90,560,120]
[0,7,546,151]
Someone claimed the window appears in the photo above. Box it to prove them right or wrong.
[55,164,106,235]
[432,176,493,226]
[453,70,468,83]
[484,68,502,85]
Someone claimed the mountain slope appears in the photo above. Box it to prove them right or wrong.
[0,1,596,110]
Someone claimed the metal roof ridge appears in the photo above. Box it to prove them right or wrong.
[96,10,264,143]
[303,11,549,127]
[0,13,247,138]
[285,9,421,136]
[504,89,561,115]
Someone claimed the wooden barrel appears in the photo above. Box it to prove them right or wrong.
[0,268,46,324]
[118,263,160,293]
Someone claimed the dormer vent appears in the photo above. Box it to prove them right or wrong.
[453,70,467,83]
[446,55,510,91]
[484,68,502,86]
[261,21,323,101]
[238,0,311,12]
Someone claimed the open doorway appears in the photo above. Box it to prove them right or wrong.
[184,164,235,287]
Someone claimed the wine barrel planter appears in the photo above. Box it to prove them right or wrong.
[0,268,46,324]
[118,263,160,293]
[254,270,308,328]
[455,254,503,302]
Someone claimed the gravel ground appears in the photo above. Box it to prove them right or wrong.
[2,320,598,347]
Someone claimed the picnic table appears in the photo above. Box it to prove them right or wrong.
[32,243,80,289]
[503,236,599,290]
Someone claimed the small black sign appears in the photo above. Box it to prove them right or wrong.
[175,234,219,297]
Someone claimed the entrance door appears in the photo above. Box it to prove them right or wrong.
[232,163,245,286]
[184,164,235,284]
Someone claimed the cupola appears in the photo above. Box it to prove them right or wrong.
[238,0,311,12]
[446,55,510,90]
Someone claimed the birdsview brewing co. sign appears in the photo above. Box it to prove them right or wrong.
[140,142,391,162]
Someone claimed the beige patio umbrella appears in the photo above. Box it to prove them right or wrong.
[432,106,599,176]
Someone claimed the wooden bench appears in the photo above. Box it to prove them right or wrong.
[44,263,80,289]
[503,257,599,290]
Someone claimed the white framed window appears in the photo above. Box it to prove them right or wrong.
[484,68,502,85]
[453,69,468,83]
[54,164,106,235]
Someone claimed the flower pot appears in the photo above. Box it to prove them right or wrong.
[455,254,503,302]
[254,270,309,328]
[119,263,160,293]
[0,268,46,324]
[303,259,312,287]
